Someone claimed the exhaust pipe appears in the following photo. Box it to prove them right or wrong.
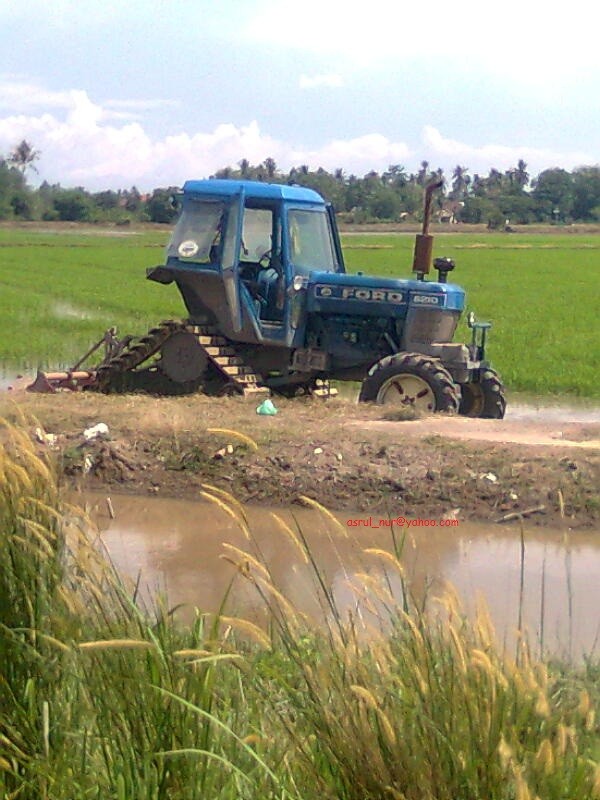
[412,179,443,280]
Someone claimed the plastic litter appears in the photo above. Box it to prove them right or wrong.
[214,444,235,459]
[35,427,58,447]
[481,472,498,483]
[256,398,278,416]
[83,422,109,441]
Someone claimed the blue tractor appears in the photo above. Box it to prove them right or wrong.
[29,178,506,417]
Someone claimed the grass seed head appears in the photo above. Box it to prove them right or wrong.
[269,512,309,563]
[535,738,554,774]
[206,427,259,451]
[297,494,348,537]
[219,616,271,649]
[200,490,251,539]
[535,690,550,718]
[220,543,270,580]
[350,684,379,711]
[498,735,514,769]
[78,639,156,651]
[592,763,600,799]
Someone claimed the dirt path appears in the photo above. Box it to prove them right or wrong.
[2,389,599,529]
[358,411,600,450]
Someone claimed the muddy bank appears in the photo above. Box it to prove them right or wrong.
[2,389,599,528]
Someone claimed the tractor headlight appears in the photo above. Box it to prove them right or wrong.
[293,275,308,291]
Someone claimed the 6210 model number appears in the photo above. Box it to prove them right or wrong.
[412,294,444,306]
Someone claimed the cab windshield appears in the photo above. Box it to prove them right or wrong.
[288,209,339,274]
[167,200,225,263]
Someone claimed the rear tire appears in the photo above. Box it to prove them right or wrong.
[459,368,506,419]
[359,353,460,413]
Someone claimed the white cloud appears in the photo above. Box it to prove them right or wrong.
[422,125,596,175]
[0,79,78,111]
[0,79,595,191]
[245,0,600,79]
[0,79,412,188]
[290,134,411,174]
[0,78,178,122]
[299,73,344,89]
[104,98,181,112]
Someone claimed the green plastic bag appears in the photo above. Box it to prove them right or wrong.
[256,398,278,415]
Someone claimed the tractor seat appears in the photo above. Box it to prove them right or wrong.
[256,267,283,322]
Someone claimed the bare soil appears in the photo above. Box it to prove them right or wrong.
[2,387,599,529]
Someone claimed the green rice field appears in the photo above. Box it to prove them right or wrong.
[0,227,599,398]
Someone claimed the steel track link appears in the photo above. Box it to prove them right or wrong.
[95,319,187,391]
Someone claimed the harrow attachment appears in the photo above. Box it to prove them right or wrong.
[26,327,129,393]
[27,370,99,393]
[26,320,273,398]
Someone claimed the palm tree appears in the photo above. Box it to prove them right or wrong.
[238,158,250,179]
[451,165,469,199]
[416,160,429,186]
[9,139,40,176]
[515,159,529,189]
[486,168,503,194]
[263,157,277,179]
[383,164,408,187]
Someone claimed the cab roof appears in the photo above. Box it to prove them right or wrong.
[182,179,325,205]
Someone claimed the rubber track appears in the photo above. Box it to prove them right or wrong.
[95,320,268,396]
[95,320,186,391]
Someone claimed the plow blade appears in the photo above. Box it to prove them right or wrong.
[27,370,98,393]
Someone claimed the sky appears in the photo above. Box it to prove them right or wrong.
[0,0,598,191]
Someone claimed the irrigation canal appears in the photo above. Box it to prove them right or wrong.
[83,491,600,661]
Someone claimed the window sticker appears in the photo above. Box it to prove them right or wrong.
[178,240,199,258]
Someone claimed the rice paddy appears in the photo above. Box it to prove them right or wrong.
[0,227,599,397]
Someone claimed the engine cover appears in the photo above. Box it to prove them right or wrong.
[306,271,464,319]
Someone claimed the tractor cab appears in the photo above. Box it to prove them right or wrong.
[152,180,345,348]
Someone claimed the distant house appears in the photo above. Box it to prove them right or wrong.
[437,200,464,224]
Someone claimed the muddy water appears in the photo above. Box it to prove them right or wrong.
[86,492,600,659]
[0,372,25,391]
[507,401,600,424]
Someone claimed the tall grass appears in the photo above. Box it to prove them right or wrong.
[0,420,290,799]
[2,423,600,798]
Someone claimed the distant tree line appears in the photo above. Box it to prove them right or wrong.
[2,139,600,227]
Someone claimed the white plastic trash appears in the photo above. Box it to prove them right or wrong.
[83,422,109,440]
